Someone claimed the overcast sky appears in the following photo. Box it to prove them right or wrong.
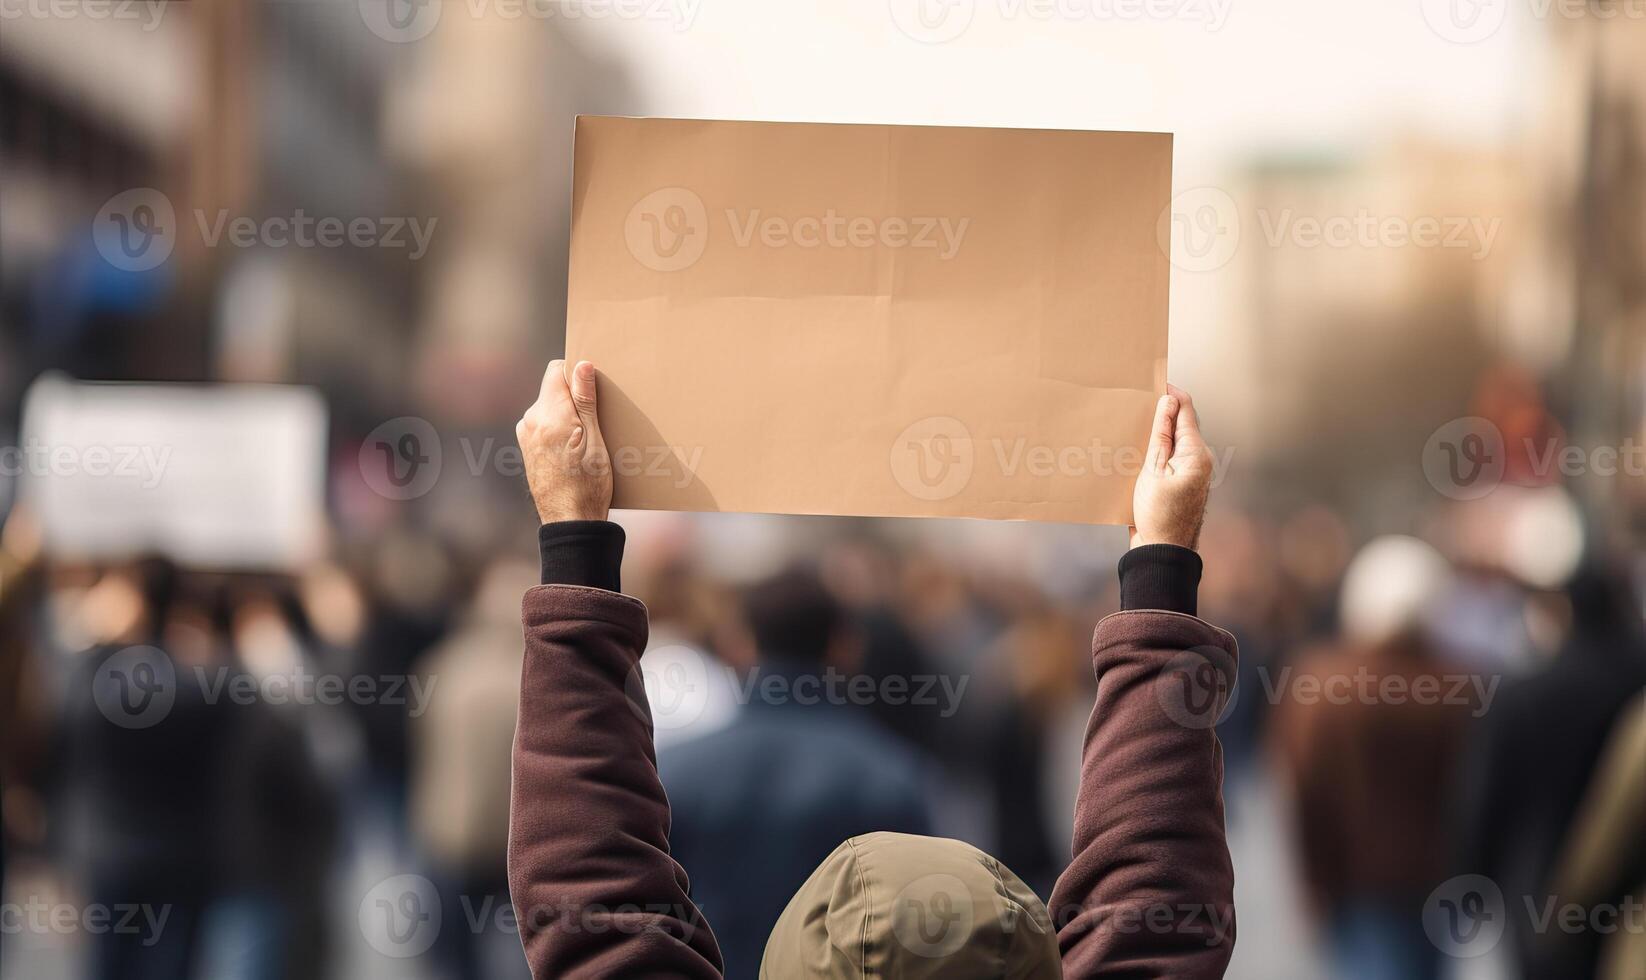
[563,0,1543,184]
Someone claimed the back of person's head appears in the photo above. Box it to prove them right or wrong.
[742,566,845,666]
[1339,535,1452,650]
[762,832,1060,978]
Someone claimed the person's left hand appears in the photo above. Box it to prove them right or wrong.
[1129,383,1213,551]
[516,359,612,524]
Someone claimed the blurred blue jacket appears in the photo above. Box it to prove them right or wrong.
[657,673,932,979]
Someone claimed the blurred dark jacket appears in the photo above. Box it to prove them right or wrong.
[1272,638,1483,911]
[658,667,932,979]
[62,645,231,896]
[219,686,340,980]
[1455,568,1646,979]
[354,599,447,802]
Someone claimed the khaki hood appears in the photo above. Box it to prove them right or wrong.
[760,832,1062,978]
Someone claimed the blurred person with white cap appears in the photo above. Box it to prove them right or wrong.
[1271,535,1490,980]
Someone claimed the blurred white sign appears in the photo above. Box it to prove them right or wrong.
[18,375,328,570]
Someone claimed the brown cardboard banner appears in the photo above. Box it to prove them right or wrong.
[567,115,1171,525]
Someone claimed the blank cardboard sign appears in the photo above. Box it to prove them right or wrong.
[566,116,1171,525]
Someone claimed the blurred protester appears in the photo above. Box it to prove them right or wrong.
[51,561,340,980]
[56,560,232,980]
[1200,509,1293,788]
[1275,504,1353,642]
[351,527,457,841]
[215,587,340,980]
[819,536,952,754]
[624,546,745,749]
[878,551,1004,846]
[979,607,1085,894]
[506,363,1236,978]
[1271,536,1484,980]
[1456,560,1646,979]
[821,536,1071,886]
[411,559,539,980]
[214,698,338,980]
[834,532,1074,891]
[657,566,932,977]
[1543,691,1646,980]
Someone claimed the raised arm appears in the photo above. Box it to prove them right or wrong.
[1050,386,1238,978]
[507,360,723,979]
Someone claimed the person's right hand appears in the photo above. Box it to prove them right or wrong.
[1130,384,1213,551]
[516,359,613,525]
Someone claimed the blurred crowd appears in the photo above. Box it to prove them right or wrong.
[3,461,1644,979]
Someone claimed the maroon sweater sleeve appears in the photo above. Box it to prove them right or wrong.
[508,584,724,979]
[1049,609,1239,978]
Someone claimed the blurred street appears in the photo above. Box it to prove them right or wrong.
[3,2,1645,980]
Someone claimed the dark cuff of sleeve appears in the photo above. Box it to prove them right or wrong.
[538,521,625,592]
[1119,544,1202,616]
